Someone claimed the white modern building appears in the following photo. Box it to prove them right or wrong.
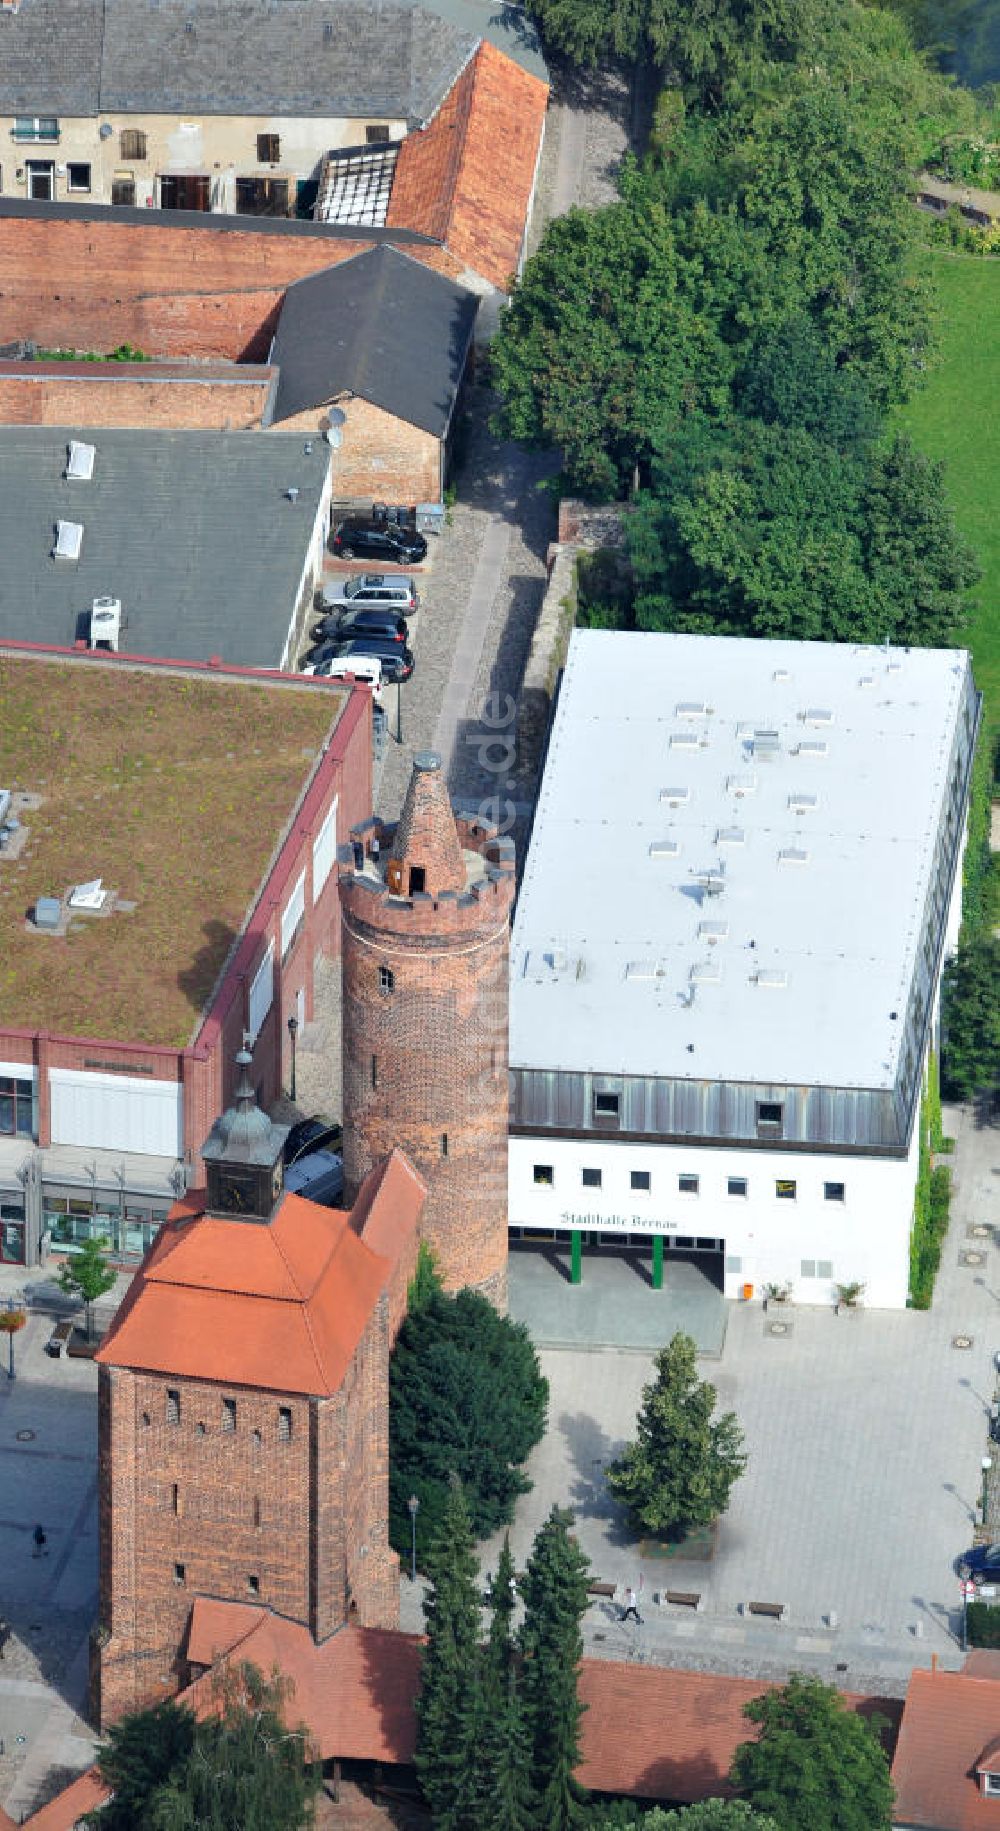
[508,630,979,1310]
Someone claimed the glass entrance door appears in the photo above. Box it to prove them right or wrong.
[0,1201,26,1264]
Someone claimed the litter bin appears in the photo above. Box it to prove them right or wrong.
[742,1282,754,1302]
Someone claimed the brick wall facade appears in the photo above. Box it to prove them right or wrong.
[96,1282,399,1726]
[0,363,273,429]
[341,814,515,1307]
[0,212,460,361]
[273,396,441,506]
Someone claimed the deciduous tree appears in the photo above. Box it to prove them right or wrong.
[730,1674,894,1830]
[607,1333,747,1540]
[58,1235,117,1341]
[942,933,1000,1101]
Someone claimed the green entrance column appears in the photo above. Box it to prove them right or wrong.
[570,1229,583,1284]
[652,1234,664,1290]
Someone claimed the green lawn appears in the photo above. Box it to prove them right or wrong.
[898,249,1000,732]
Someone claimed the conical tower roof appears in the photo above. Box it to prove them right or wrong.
[390,751,466,896]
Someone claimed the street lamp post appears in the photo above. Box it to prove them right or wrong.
[983,1456,993,1526]
[407,1494,419,1583]
[287,1014,299,1103]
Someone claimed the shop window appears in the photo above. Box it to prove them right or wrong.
[727,1176,748,1197]
[581,1167,602,1189]
[0,1075,34,1137]
[257,133,280,163]
[775,1179,797,1201]
[120,129,147,160]
[631,1170,650,1192]
[824,1182,846,1203]
[533,1165,554,1187]
[678,1174,699,1196]
[66,162,91,192]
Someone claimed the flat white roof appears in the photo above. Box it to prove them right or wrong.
[511,631,972,1090]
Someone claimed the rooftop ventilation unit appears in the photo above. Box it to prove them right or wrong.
[53,520,83,560]
[754,968,788,989]
[649,838,680,859]
[797,740,828,759]
[65,441,96,482]
[34,897,61,931]
[788,792,818,813]
[773,668,791,683]
[69,878,106,911]
[670,732,700,751]
[752,729,780,758]
[626,959,667,981]
[726,772,757,797]
[858,675,875,689]
[675,700,708,719]
[660,786,689,806]
[693,868,726,898]
[778,846,809,866]
[89,596,122,652]
[804,707,834,726]
[716,825,745,846]
[698,919,729,942]
[690,958,722,985]
[524,947,583,982]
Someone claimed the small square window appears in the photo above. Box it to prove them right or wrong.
[816,1259,833,1278]
[582,1167,602,1189]
[66,162,90,192]
[593,1091,620,1120]
[678,1174,699,1196]
[756,1101,783,1128]
[824,1182,846,1203]
[248,1574,260,1595]
[278,1406,292,1442]
[257,133,280,163]
[120,128,147,160]
[631,1170,650,1192]
[222,1398,236,1432]
[983,1772,1000,1797]
[725,1254,742,1274]
[533,1164,554,1187]
[366,124,390,144]
[166,1388,180,1424]
[174,1562,186,1586]
[379,965,394,992]
[727,1176,748,1198]
[801,1259,816,1278]
[775,1179,797,1201]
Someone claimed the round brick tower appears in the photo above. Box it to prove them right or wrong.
[340,752,514,1307]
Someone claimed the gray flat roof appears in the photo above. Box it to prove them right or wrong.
[271,246,478,434]
[511,630,973,1092]
[0,426,328,668]
[0,0,545,118]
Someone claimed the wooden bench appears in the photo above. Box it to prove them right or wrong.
[587,1581,617,1599]
[45,1320,73,1359]
[748,1600,785,1620]
[664,1589,702,1610]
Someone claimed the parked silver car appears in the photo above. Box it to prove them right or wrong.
[320,572,420,613]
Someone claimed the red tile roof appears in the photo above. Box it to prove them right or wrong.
[892,1665,1000,1828]
[184,1601,899,1802]
[13,1768,111,1831]
[388,41,548,292]
[97,1157,424,1395]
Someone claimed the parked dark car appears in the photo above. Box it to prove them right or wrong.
[958,1544,1000,1585]
[311,636,415,683]
[311,607,409,646]
[320,572,420,612]
[283,1115,343,1168]
[331,519,427,565]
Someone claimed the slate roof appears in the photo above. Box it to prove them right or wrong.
[269,244,478,435]
[388,39,549,290]
[0,0,545,120]
[0,425,328,669]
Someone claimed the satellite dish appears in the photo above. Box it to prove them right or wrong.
[328,407,347,427]
[99,122,113,139]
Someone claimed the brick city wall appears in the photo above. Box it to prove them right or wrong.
[0,212,460,360]
[341,834,514,1307]
[0,363,273,429]
[98,1365,313,1724]
[273,397,442,506]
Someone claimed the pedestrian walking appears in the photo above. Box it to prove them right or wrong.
[32,1525,47,1558]
[621,1585,642,1624]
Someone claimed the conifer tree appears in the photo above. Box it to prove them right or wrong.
[519,1506,592,1830]
[471,1537,533,1831]
[414,1477,483,1831]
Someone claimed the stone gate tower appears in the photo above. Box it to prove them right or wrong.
[340,752,515,1306]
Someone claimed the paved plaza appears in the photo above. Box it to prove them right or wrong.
[509,1248,728,1356]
